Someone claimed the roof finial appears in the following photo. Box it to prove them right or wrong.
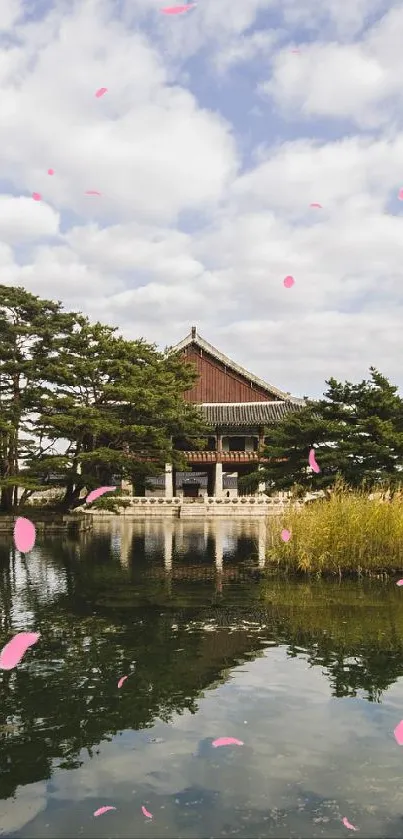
[191,326,196,339]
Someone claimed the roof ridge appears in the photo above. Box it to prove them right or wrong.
[171,329,304,404]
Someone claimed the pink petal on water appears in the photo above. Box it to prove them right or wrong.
[396,580,403,586]
[94,806,116,817]
[48,169,54,175]
[14,517,36,553]
[0,632,40,670]
[212,737,244,748]
[95,87,108,98]
[118,675,128,689]
[32,192,41,201]
[160,4,195,13]
[394,720,403,744]
[308,448,320,473]
[398,188,403,200]
[142,806,153,818]
[85,486,116,504]
[84,190,101,196]
[342,817,358,831]
[310,202,322,208]
[281,529,291,542]
[283,275,295,288]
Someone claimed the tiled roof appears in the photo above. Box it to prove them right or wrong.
[199,401,304,427]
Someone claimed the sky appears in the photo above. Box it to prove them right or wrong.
[0,0,402,399]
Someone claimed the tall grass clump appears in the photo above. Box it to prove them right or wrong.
[266,483,403,576]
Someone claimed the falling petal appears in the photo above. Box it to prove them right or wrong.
[310,203,322,208]
[32,192,41,201]
[212,737,244,748]
[14,517,36,553]
[281,529,291,542]
[394,720,403,744]
[95,87,108,98]
[84,190,101,196]
[118,675,128,689]
[85,486,116,504]
[142,806,153,818]
[160,4,195,13]
[0,632,40,670]
[396,580,403,586]
[308,448,320,473]
[283,275,295,288]
[291,49,300,53]
[398,188,403,200]
[94,806,116,817]
[342,817,358,831]
[48,169,54,175]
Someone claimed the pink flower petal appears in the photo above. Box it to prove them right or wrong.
[342,817,358,831]
[398,188,403,201]
[291,49,300,53]
[308,448,320,473]
[0,632,40,670]
[93,806,116,817]
[396,580,403,586]
[212,737,244,748]
[32,192,41,201]
[84,190,101,196]
[95,88,108,98]
[142,806,153,818]
[118,675,128,689]
[283,275,295,288]
[14,517,36,553]
[281,529,291,542]
[160,4,195,13]
[310,203,322,208]
[85,486,116,504]
[48,169,54,175]
[394,720,403,744]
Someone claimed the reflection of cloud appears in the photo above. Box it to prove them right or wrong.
[0,782,47,834]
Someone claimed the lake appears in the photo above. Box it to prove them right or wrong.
[1,516,403,838]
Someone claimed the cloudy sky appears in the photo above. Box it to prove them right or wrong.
[0,0,402,398]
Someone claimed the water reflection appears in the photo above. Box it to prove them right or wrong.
[0,519,403,837]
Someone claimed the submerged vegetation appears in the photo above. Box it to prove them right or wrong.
[268,484,403,576]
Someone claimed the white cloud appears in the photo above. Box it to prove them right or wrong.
[0,195,60,244]
[0,0,403,400]
[260,7,403,129]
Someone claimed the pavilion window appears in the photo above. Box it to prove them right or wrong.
[228,436,245,452]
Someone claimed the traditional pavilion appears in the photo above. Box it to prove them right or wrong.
[144,327,305,499]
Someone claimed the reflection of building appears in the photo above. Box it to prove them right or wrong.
[145,326,305,499]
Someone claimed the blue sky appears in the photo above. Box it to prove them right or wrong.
[0,0,401,398]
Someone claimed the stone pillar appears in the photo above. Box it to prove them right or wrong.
[258,463,265,495]
[121,478,132,495]
[217,433,223,452]
[214,462,223,498]
[164,463,173,499]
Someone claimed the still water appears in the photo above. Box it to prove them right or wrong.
[1,517,403,838]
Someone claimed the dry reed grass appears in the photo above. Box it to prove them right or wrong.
[266,484,403,576]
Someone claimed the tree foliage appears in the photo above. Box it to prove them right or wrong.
[0,285,208,511]
[240,368,403,494]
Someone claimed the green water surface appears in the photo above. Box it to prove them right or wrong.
[1,517,403,838]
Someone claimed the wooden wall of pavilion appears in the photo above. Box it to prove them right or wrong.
[181,345,279,404]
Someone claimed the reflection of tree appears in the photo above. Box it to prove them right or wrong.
[1,538,403,801]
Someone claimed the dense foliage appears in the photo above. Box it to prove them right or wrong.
[0,285,208,512]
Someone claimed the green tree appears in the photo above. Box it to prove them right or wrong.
[239,368,403,494]
[0,285,78,512]
[28,317,208,509]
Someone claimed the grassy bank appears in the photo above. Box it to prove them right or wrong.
[267,487,403,576]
